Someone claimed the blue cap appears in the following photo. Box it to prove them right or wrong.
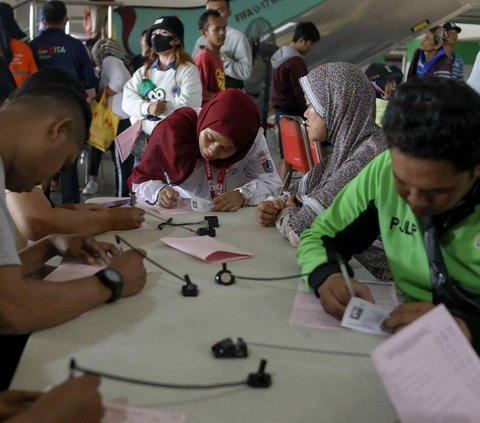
[443,22,462,33]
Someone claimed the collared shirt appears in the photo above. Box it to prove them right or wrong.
[151,59,177,71]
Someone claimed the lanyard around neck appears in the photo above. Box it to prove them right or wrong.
[204,161,227,199]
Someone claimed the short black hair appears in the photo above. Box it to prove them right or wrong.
[10,67,92,144]
[382,77,480,172]
[198,9,221,31]
[293,22,320,43]
[42,0,67,25]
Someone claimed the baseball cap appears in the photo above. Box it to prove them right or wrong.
[146,16,184,47]
[442,22,462,33]
[365,63,402,82]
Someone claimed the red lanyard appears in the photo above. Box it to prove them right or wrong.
[204,161,227,199]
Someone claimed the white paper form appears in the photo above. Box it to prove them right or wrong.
[372,304,480,423]
[289,280,398,330]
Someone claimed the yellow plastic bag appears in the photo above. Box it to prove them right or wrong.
[88,89,120,152]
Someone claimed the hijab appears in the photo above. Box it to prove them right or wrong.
[0,3,26,63]
[297,62,387,206]
[197,88,260,168]
[91,38,132,72]
[128,89,261,187]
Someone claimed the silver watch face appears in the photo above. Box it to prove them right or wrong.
[239,188,252,199]
[103,268,122,283]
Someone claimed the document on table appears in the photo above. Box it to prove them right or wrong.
[371,304,480,423]
[118,222,152,231]
[136,196,192,215]
[103,402,186,423]
[44,262,105,282]
[115,120,141,162]
[289,280,398,330]
[161,236,254,263]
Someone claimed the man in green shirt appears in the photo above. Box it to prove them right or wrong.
[297,77,480,352]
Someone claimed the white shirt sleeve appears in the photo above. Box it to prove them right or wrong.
[131,180,166,205]
[101,56,132,118]
[122,67,151,120]
[191,36,205,59]
[237,129,283,204]
[101,56,130,92]
[221,27,253,81]
[467,52,480,94]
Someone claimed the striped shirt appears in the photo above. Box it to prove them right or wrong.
[451,54,464,80]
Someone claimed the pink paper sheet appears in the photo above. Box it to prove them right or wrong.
[119,222,152,231]
[372,305,480,423]
[44,262,105,282]
[289,281,398,330]
[289,290,343,330]
[103,402,186,423]
[115,120,141,163]
[161,236,254,263]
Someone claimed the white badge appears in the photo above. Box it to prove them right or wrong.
[191,196,214,212]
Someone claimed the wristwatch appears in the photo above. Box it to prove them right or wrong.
[235,187,253,205]
[96,268,123,303]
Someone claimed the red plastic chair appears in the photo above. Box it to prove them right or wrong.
[279,115,324,189]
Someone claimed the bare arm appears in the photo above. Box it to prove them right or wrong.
[0,264,111,334]
[6,189,144,240]
[1,237,146,334]
[0,245,146,334]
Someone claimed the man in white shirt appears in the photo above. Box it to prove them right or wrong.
[192,0,252,89]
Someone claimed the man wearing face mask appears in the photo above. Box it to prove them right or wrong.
[123,16,202,161]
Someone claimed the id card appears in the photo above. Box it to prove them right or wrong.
[191,196,214,212]
[341,297,392,335]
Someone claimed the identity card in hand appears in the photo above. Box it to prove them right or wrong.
[341,280,398,335]
[341,297,392,335]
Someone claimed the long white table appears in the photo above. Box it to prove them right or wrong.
[11,204,397,422]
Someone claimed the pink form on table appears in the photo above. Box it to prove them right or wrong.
[371,304,480,423]
[103,402,186,423]
[44,262,105,282]
[160,236,254,263]
[289,280,398,330]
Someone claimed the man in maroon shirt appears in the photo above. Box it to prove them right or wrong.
[195,9,227,104]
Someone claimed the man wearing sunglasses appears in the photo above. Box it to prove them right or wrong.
[297,77,480,353]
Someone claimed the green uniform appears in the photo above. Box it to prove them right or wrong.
[297,150,480,352]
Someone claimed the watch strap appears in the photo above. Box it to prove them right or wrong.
[95,268,123,303]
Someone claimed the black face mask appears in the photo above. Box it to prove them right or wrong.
[152,34,174,53]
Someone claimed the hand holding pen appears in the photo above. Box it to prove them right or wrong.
[156,168,179,209]
[338,256,356,299]
[158,188,179,208]
[315,256,375,320]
